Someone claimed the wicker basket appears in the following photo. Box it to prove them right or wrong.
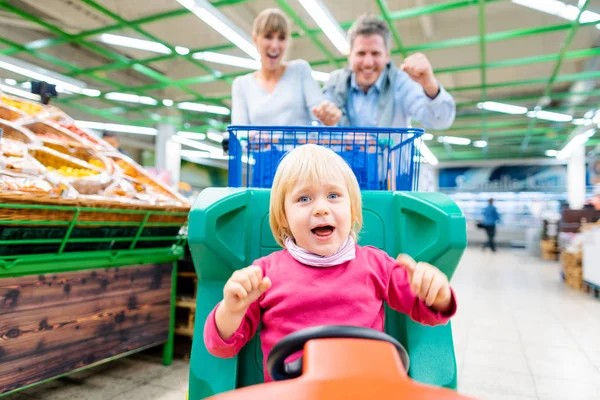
[0,104,26,122]
[0,192,189,256]
[0,119,42,145]
[20,119,87,147]
[0,192,189,224]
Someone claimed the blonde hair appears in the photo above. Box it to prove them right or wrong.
[269,144,363,248]
[252,8,290,39]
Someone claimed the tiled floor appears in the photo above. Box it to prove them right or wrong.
[4,248,599,399]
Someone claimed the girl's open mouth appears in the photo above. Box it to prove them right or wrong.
[311,225,335,239]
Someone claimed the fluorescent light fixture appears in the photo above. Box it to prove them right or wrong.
[177,101,230,115]
[0,54,88,93]
[593,111,600,124]
[193,51,331,81]
[545,149,558,157]
[105,92,158,106]
[207,131,224,143]
[99,33,171,54]
[177,0,260,60]
[181,149,211,158]
[473,140,488,148]
[512,0,600,29]
[311,70,330,82]
[527,110,573,122]
[415,139,438,166]
[437,136,471,145]
[177,131,207,141]
[298,0,349,55]
[193,51,261,69]
[82,88,101,97]
[4,78,17,86]
[477,101,528,115]
[572,118,592,126]
[422,133,434,141]
[0,83,41,101]
[557,133,589,159]
[172,135,222,153]
[175,46,190,55]
[162,99,174,107]
[74,120,157,136]
[584,109,595,119]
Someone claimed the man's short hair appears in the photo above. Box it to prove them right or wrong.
[347,14,392,50]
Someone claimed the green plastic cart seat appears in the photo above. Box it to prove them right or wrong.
[187,188,466,399]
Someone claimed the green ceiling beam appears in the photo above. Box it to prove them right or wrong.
[448,70,600,92]
[276,0,341,68]
[521,0,589,152]
[375,0,407,57]
[445,120,556,132]
[456,88,600,108]
[80,0,230,88]
[436,47,600,75]
[398,19,600,54]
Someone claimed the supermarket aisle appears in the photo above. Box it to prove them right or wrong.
[5,248,600,400]
[453,248,600,400]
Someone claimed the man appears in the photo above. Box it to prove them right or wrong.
[482,198,500,252]
[313,14,455,129]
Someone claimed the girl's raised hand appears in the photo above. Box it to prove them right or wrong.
[223,266,272,314]
[396,254,452,313]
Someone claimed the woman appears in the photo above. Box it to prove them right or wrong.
[231,8,340,126]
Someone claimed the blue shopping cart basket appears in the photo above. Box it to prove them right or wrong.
[227,125,423,191]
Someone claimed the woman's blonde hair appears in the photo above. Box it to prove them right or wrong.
[252,8,290,39]
[269,144,363,248]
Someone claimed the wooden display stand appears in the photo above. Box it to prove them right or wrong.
[541,239,559,261]
[561,251,583,291]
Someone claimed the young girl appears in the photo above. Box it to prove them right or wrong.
[204,144,457,381]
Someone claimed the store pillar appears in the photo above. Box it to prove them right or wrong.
[567,140,586,210]
[156,123,181,189]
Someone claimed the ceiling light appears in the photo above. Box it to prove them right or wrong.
[82,88,101,97]
[207,131,224,143]
[4,78,17,86]
[162,99,174,107]
[473,140,488,148]
[178,131,207,141]
[584,109,595,119]
[181,149,211,158]
[193,51,331,81]
[0,83,41,101]
[175,46,191,55]
[0,55,88,94]
[193,51,261,69]
[298,0,349,55]
[527,110,573,122]
[172,135,222,153]
[105,92,158,106]
[477,101,528,115]
[177,101,230,115]
[422,133,434,140]
[415,139,438,166]
[177,0,260,60]
[545,149,558,157]
[437,136,471,145]
[74,120,157,135]
[98,33,171,54]
[593,111,600,124]
[572,118,592,126]
[512,0,600,29]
